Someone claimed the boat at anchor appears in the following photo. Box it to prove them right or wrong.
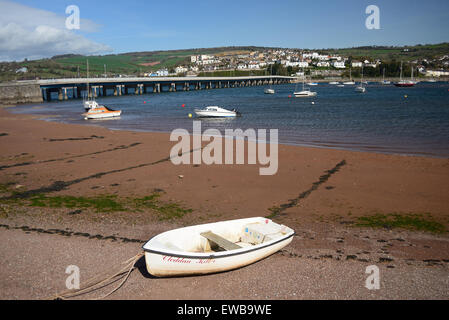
[83,101,122,120]
[194,106,240,118]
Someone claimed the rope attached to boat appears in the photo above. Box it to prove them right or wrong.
[47,252,144,300]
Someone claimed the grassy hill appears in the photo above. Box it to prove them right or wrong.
[325,43,449,62]
[0,46,274,81]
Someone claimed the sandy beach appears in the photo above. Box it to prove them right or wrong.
[0,107,448,300]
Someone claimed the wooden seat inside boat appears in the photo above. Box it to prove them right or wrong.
[200,231,241,251]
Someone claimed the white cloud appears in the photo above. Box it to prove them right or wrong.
[0,0,112,61]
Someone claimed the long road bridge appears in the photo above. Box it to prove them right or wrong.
[35,76,294,101]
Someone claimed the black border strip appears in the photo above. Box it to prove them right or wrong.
[142,233,295,259]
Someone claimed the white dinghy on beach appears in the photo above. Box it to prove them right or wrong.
[142,217,294,277]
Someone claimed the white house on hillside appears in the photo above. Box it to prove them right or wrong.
[175,66,188,74]
[156,69,168,76]
[333,61,346,69]
[317,61,330,67]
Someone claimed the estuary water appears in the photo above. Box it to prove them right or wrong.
[13,81,449,157]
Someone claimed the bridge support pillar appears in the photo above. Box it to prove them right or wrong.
[46,88,52,101]
[58,89,63,101]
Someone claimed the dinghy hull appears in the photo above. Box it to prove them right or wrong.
[143,217,294,277]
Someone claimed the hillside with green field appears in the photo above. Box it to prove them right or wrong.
[0,46,271,82]
[325,43,449,62]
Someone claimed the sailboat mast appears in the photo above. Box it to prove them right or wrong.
[361,66,364,88]
[86,59,90,99]
[270,64,273,89]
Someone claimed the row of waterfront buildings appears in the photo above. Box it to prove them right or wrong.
[144,49,449,78]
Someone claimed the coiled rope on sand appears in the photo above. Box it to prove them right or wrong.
[47,252,144,300]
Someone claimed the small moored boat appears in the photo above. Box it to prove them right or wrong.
[83,101,121,120]
[355,66,367,93]
[355,86,366,93]
[394,61,415,87]
[264,64,276,94]
[293,74,317,97]
[143,217,294,277]
[294,90,317,97]
[194,106,240,118]
[344,68,355,85]
[82,59,122,120]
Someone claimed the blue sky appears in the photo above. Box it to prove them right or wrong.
[1,0,448,60]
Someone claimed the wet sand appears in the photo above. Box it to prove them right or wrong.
[0,107,448,300]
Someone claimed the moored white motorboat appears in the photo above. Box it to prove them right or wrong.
[142,217,294,277]
[264,88,275,94]
[83,101,121,119]
[307,82,318,86]
[194,106,240,118]
[294,90,317,97]
[329,81,340,85]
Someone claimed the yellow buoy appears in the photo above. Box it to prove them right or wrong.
[404,95,408,98]
[188,113,192,118]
